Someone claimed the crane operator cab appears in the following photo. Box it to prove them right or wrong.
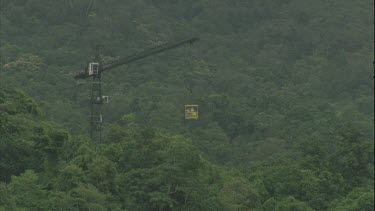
[185,105,198,119]
[88,63,99,75]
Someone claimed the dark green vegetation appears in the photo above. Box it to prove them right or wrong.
[0,0,374,210]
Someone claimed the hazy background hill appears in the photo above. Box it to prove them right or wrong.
[0,0,373,210]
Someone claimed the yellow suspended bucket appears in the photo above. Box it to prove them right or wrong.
[185,105,198,119]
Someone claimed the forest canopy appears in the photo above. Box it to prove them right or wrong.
[0,0,373,210]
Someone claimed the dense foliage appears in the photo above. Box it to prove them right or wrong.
[0,0,373,210]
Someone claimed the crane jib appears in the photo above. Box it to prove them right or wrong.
[74,37,199,79]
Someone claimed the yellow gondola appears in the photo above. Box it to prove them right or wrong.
[185,105,198,119]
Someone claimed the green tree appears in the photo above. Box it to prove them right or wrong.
[8,170,47,210]
[218,177,261,210]
[275,196,313,211]
[330,125,374,186]
[328,188,374,211]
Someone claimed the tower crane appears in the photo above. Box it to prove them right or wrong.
[74,37,199,143]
